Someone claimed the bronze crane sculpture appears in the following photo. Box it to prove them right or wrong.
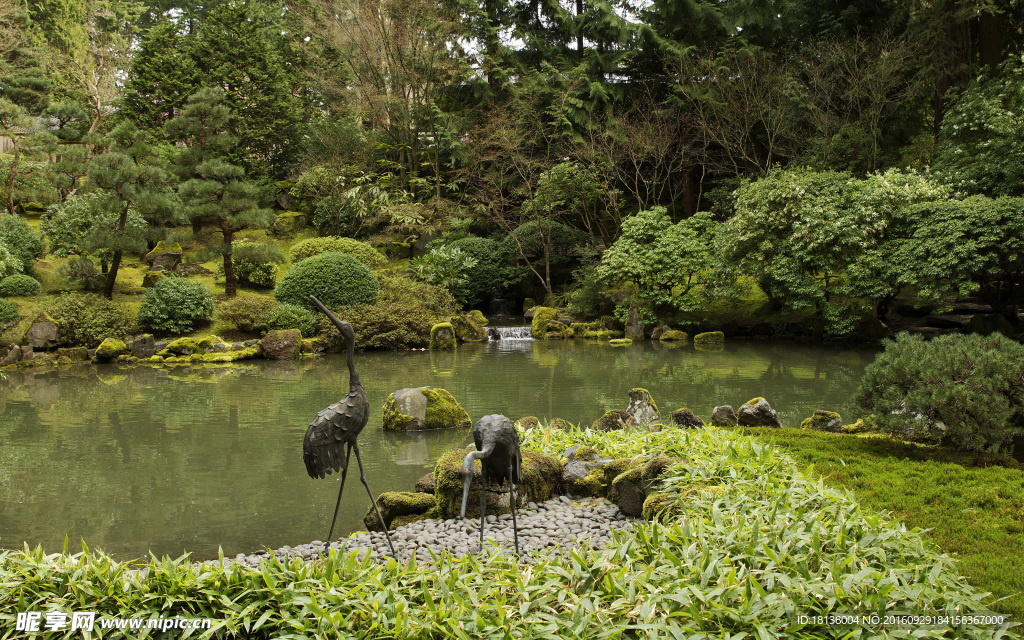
[460,414,522,555]
[303,295,396,558]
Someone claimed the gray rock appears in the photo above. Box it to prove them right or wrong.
[625,303,644,342]
[129,334,156,358]
[737,399,782,428]
[24,315,60,349]
[710,405,737,427]
[261,329,301,360]
[1,345,22,365]
[626,388,660,427]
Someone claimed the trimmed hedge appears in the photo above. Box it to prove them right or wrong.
[0,298,18,324]
[0,274,42,297]
[48,294,136,347]
[137,278,215,334]
[288,237,387,268]
[275,252,379,311]
[0,215,44,271]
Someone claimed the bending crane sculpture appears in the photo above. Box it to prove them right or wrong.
[303,295,396,558]
[460,414,522,555]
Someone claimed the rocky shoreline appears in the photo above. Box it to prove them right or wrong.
[231,495,638,567]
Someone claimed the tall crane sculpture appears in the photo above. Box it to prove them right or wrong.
[460,414,522,556]
[303,295,396,558]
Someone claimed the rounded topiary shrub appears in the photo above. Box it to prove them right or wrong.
[137,278,215,334]
[48,293,136,347]
[267,302,317,337]
[275,252,380,311]
[0,274,42,297]
[0,297,19,324]
[854,332,1024,453]
[288,237,387,268]
[215,293,276,333]
[0,215,44,271]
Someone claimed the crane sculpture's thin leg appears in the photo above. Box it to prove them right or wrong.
[323,444,353,555]
[352,444,397,559]
[479,468,486,551]
[509,460,520,557]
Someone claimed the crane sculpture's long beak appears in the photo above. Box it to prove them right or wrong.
[459,451,479,519]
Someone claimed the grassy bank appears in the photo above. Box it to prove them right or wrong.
[740,427,1024,622]
[1,426,1015,639]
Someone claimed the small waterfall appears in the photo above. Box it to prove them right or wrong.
[490,326,533,340]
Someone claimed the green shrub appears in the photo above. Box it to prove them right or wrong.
[320,275,455,349]
[215,294,276,333]
[47,294,136,347]
[267,302,317,337]
[0,274,42,297]
[137,278,215,334]
[288,236,387,268]
[0,215,44,271]
[854,332,1024,452]
[0,241,22,278]
[444,236,524,307]
[219,240,285,289]
[275,252,379,311]
[54,256,99,286]
[0,298,18,324]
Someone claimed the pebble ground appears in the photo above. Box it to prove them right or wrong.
[233,496,638,567]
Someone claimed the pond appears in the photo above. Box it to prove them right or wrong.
[0,336,878,561]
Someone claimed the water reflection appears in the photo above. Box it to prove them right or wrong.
[0,339,876,560]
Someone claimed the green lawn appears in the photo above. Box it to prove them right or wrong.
[740,427,1024,622]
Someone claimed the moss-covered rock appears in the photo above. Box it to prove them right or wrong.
[710,405,738,426]
[611,456,685,516]
[363,491,436,531]
[530,307,559,339]
[468,310,488,327]
[142,271,166,288]
[415,473,436,494]
[450,313,487,342]
[145,241,182,271]
[159,336,215,357]
[262,329,301,360]
[608,338,632,346]
[433,447,563,518]
[670,408,703,428]
[641,492,679,522]
[801,409,843,432]
[562,456,610,498]
[548,417,572,430]
[194,346,259,363]
[591,409,634,431]
[271,210,308,236]
[23,313,60,349]
[694,331,725,344]
[841,418,875,434]
[737,397,782,428]
[94,338,128,362]
[429,323,456,350]
[514,416,540,431]
[580,329,618,339]
[659,329,689,342]
[627,388,660,427]
[382,387,471,431]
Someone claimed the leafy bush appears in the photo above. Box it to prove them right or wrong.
[54,256,99,285]
[444,236,524,308]
[288,236,387,268]
[137,278,215,334]
[0,214,44,271]
[0,274,42,296]
[219,240,285,289]
[267,302,317,337]
[275,252,379,311]
[0,240,23,278]
[214,293,276,333]
[406,245,478,304]
[320,275,454,349]
[42,194,148,270]
[0,298,18,324]
[47,294,137,347]
[855,332,1024,453]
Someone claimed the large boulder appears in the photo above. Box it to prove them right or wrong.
[23,313,60,349]
[429,323,456,350]
[737,397,782,428]
[144,241,182,272]
[710,405,737,427]
[362,491,436,531]
[261,329,301,360]
[382,387,471,431]
[659,329,689,342]
[627,388,660,427]
[625,303,644,341]
[129,334,156,358]
[450,313,487,342]
[94,338,128,362]
[531,307,571,339]
[801,409,842,433]
[432,447,562,518]
[965,313,1017,338]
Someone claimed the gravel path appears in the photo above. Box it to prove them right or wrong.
[232,496,638,567]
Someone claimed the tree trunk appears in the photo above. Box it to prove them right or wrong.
[220,221,236,297]
[978,12,1002,72]
[6,148,18,214]
[103,249,123,300]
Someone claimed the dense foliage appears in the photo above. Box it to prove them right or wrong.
[137,278,215,334]
[266,302,317,338]
[0,242,23,278]
[0,297,18,324]
[274,252,380,310]
[219,240,284,289]
[0,427,1009,639]
[47,294,137,348]
[332,275,455,349]
[444,236,523,308]
[214,294,277,333]
[0,214,44,271]
[0,274,41,296]
[287,236,387,268]
[855,333,1024,453]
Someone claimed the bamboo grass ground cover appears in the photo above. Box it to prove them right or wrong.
[1,426,1017,639]
[739,427,1024,624]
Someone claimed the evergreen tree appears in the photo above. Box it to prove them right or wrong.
[165,87,274,296]
[121,19,198,135]
[86,121,181,298]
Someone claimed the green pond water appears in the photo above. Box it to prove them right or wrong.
[0,337,878,561]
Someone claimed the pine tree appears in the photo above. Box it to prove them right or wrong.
[87,122,181,298]
[165,87,274,296]
[121,19,198,135]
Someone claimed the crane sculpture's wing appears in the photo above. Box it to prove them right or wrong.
[303,391,369,479]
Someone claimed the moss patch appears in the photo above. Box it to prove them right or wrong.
[608,338,632,346]
[429,322,456,350]
[530,307,558,339]
[468,309,488,326]
[382,394,417,432]
[641,492,679,522]
[591,409,633,431]
[94,338,128,361]
[363,491,436,531]
[515,416,540,431]
[422,388,471,430]
[450,313,487,342]
[694,331,725,344]
[659,329,688,342]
